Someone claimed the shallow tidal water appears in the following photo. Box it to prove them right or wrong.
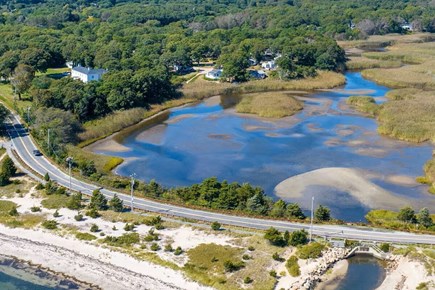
[0,255,87,289]
[92,72,434,221]
[336,255,386,290]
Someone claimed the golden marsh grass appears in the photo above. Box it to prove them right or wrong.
[236,92,303,118]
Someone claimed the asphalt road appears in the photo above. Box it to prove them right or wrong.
[5,113,435,245]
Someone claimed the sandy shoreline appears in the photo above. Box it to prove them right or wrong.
[0,225,210,290]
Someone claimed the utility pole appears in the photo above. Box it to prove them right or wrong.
[47,129,50,153]
[26,107,31,123]
[66,157,73,192]
[310,196,314,242]
[130,173,136,212]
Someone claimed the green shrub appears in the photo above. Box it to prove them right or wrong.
[8,207,19,216]
[243,276,253,284]
[90,224,99,232]
[286,256,300,277]
[380,243,390,252]
[150,243,161,251]
[164,243,173,252]
[103,233,140,247]
[30,206,41,212]
[242,254,251,260]
[223,260,245,272]
[269,270,277,277]
[86,208,100,218]
[174,246,183,255]
[124,223,135,231]
[35,183,44,190]
[297,242,325,259]
[76,232,97,241]
[248,246,255,251]
[272,252,284,262]
[53,210,60,218]
[102,157,124,172]
[74,214,83,221]
[211,221,221,231]
[42,220,58,230]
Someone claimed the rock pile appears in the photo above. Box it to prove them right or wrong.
[289,247,351,290]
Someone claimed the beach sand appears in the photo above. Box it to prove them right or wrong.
[0,225,211,290]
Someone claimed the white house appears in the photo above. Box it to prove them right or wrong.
[261,60,276,70]
[206,69,223,80]
[71,66,107,83]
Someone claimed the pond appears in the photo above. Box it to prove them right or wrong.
[90,72,434,221]
[336,255,386,290]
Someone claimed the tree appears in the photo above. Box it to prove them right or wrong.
[0,104,9,124]
[270,200,287,217]
[288,230,308,246]
[315,205,331,221]
[286,203,306,220]
[89,189,108,210]
[11,64,34,100]
[264,227,287,247]
[1,156,16,177]
[219,50,250,82]
[109,194,124,212]
[397,206,416,223]
[417,208,433,228]
[67,192,82,210]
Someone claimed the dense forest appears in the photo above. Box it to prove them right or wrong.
[0,0,434,160]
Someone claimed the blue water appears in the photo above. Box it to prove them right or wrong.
[92,72,434,221]
[337,255,386,290]
[0,256,86,289]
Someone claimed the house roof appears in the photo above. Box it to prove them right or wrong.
[72,66,107,75]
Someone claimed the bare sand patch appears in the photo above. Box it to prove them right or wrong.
[321,89,377,95]
[376,256,433,290]
[202,95,221,106]
[86,137,130,153]
[384,175,418,187]
[315,259,349,290]
[354,148,388,157]
[274,167,408,209]
[165,114,195,124]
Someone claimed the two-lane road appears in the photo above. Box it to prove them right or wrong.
[5,112,435,244]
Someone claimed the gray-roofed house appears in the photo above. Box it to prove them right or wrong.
[71,66,107,83]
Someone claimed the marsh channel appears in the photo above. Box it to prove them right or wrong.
[90,72,434,222]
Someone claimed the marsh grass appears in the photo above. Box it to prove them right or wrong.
[236,92,303,118]
[366,209,435,232]
[0,213,45,229]
[346,96,380,117]
[346,56,402,70]
[377,91,435,143]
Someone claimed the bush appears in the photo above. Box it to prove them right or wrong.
[223,260,245,272]
[288,230,308,246]
[86,208,100,218]
[90,224,99,232]
[243,276,253,284]
[35,183,44,190]
[164,243,173,252]
[109,194,124,212]
[30,206,41,212]
[174,246,183,255]
[272,252,284,262]
[89,190,108,210]
[8,207,19,216]
[76,232,97,241]
[380,243,390,252]
[44,173,50,181]
[42,220,58,230]
[124,223,135,231]
[264,227,287,247]
[242,254,251,260]
[297,242,325,259]
[53,210,60,217]
[286,256,300,277]
[103,233,140,247]
[211,221,221,231]
[74,214,83,221]
[269,270,277,277]
[150,243,161,251]
[248,246,255,251]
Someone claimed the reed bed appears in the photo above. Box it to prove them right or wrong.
[236,92,303,118]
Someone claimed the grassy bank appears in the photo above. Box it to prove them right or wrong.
[365,209,435,233]
[340,33,435,193]
[236,92,303,118]
[346,96,380,117]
